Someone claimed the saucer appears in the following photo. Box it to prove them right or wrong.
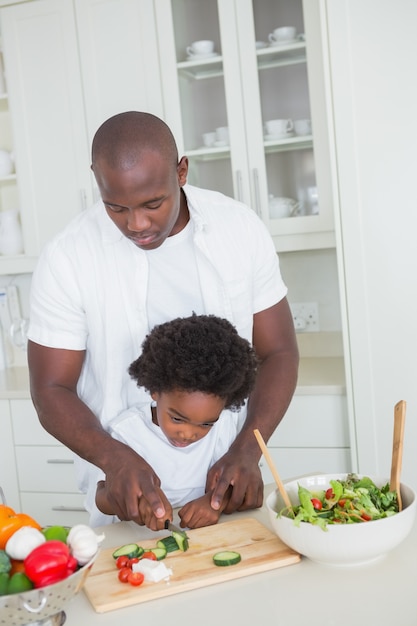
[268,38,298,47]
[213,140,228,147]
[186,52,219,61]
[264,131,294,140]
[255,41,267,49]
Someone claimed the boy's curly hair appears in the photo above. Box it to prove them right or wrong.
[128,314,258,411]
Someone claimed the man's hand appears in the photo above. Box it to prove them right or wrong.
[206,447,264,514]
[102,444,173,527]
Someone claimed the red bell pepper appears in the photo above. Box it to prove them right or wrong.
[24,540,78,588]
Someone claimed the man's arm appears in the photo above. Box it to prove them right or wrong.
[27,340,171,526]
[207,297,299,512]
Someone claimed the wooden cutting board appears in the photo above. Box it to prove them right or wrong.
[83,517,300,613]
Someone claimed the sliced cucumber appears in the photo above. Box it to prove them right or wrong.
[112,543,144,560]
[157,536,180,553]
[172,529,189,552]
[213,550,241,566]
[149,547,167,560]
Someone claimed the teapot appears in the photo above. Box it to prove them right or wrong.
[0,208,24,255]
[268,195,299,219]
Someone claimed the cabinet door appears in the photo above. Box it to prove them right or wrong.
[0,399,20,511]
[155,0,336,252]
[0,0,93,265]
[74,0,164,143]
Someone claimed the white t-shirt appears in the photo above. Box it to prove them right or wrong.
[87,402,244,527]
[28,184,287,496]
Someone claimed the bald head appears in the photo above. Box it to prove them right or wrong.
[91,111,179,171]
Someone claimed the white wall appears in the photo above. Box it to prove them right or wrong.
[326,0,417,486]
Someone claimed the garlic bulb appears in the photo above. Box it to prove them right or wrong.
[67,524,104,565]
[6,526,46,560]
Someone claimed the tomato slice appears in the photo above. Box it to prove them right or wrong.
[128,571,145,586]
[311,498,322,510]
[118,567,131,583]
[141,551,157,561]
[128,557,140,567]
[325,488,334,499]
[116,555,130,570]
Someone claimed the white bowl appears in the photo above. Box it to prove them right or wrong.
[266,473,416,567]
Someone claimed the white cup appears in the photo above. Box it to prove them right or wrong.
[294,119,312,136]
[264,119,293,137]
[186,40,215,57]
[268,26,297,45]
[215,126,229,144]
[202,131,216,147]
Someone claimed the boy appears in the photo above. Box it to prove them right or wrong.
[93,313,258,529]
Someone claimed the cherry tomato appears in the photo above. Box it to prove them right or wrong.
[116,556,130,570]
[141,551,157,561]
[128,571,145,586]
[128,557,140,567]
[361,512,372,521]
[338,498,346,507]
[311,498,322,510]
[325,488,334,499]
[118,567,131,583]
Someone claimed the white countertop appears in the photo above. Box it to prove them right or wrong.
[64,484,417,626]
[0,357,345,400]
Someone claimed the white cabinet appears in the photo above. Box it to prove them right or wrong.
[0,398,20,511]
[155,0,336,252]
[10,398,89,526]
[0,0,163,276]
[259,394,351,482]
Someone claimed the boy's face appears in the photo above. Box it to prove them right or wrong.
[151,389,226,448]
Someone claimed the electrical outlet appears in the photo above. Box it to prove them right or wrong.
[290,302,320,332]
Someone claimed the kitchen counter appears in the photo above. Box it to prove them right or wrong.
[64,484,417,626]
[0,357,345,399]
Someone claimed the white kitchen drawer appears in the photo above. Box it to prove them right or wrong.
[260,447,352,484]
[269,395,349,447]
[10,398,61,446]
[15,446,79,493]
[20,492,89,527]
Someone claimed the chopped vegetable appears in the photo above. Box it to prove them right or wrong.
[112,543,144,560]
[213,551,241,566]
[149,547,167,561]
[66,524,104,565]
[127,571,145,586]
[171,529,189,552]
[279,473,399,530]
[157,536,179,553]
[5,526,46,560]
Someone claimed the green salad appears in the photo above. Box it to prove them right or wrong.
[279,474,399,530]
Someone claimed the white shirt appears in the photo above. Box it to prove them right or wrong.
[87,402,244,527]
[28,184,287,496]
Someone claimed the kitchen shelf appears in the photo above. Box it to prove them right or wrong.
[177,55,224,80]
[257,41,307,70]
[264,134,313,153]
[0,173,16,184]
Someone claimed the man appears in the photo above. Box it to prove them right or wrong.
[27,111,299,530]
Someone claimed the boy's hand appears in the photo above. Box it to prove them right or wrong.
[178,494,222,528]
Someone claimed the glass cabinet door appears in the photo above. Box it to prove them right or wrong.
[155,0,335,251]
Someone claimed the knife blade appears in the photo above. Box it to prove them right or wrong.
[164,519,186,535]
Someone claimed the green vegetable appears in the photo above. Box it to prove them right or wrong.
[149,547,167,560]
[213,551,241,566]
[112,544,144,560]
[157,536,180,553]
[0,572,9,595]
[7,572,34,594]
[0,550,11,574]
[279,473,399,530]
[172,529,189,552]
[42,525,69,543]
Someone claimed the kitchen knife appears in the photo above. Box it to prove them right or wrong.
[164,519,187,535]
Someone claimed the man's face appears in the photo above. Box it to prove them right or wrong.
[92,153,189,251]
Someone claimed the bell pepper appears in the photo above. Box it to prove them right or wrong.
[24,540,78,588]
[0,505,41,550]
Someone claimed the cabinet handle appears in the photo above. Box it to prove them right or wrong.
[235,170,243,202]
[252,168,261,217]
[51,505,87,512]
[46,459,74,464]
